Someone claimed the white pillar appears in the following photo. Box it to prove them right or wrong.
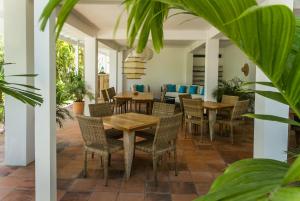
[84,37,98,115]
[117,51,124,93]
[34,0,57,200]
[254,0,293,161]
[74,42,79,74]
[4,0,35,166]
[184,52,193,85]
[109,50,117,89]
[204,39,219,101]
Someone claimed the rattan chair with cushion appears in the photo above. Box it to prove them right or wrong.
[88,103,123,139]
[216,100,249,144]
[183,98,208,140]
[77,115,123,186]
[135,113,182,185]
[136,102,176,140]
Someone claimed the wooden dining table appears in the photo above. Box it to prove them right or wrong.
[102,112,159,179]
[203,101,235,141]
[114,91,154,114]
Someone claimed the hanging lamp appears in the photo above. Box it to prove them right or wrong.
[123,47,153,79]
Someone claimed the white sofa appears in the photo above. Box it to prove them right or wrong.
[162,84,204,103]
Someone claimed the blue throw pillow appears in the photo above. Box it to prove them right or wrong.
[200,87,205,95]
[189,86,198,94]
[178,86,187,93]
[136,84,144,92]
[166,84,176,92]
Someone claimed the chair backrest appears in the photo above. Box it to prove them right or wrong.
[77,115,108,149]
[89,103,113,117]
[152,102,175,117]
[231,100,250,120]
[182,98,204,118]
[178,94,192,112]
[107,87,116,101]
[222,95,239,105]
[153,113,182,151]
[101,89,109,102]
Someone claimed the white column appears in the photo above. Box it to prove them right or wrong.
[4,0,35,166]
[74,42,79,74]
[109,50,117,88]
[117,51,124,93]
[34,0,57,200]
[184,52,193,85]
[204,39,219,101]
[254,0,293,161]
[84,37,98,115]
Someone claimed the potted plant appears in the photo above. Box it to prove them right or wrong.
[67,73,93,115]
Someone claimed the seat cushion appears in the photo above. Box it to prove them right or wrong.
[135,139,153,153]
[86,139,123,154]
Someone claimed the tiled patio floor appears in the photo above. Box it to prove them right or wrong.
[0,118,254,201]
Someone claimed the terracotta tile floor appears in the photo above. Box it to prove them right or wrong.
[0,118,255,201]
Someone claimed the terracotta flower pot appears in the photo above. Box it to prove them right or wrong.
[73,101,84,115]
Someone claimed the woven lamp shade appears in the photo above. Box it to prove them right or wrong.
[124,56,146,79]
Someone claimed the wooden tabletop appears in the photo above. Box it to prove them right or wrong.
[114,91,154,101]
[102,112,159,132]
[203,101,234,110]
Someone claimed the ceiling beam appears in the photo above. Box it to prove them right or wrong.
[65,9,99,37]
[97,29,207,40]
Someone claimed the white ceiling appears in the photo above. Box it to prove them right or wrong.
[74,4,211,31]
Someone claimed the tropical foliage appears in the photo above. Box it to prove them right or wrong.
[55,39,84,127]
[66,72,93,102]
[212,78,254,110]
[39,0,300,200]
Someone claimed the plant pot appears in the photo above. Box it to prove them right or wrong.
[73,101,84,115]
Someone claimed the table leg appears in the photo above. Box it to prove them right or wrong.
[208,109,217,141]
[123,131,135,179]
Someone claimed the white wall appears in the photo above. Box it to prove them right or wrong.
[125,47,188,98]
[223,44,256,82]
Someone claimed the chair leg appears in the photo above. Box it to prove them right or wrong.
[201,121,204,143]
[184,121,188,139]
[91,152,94,159]
[230,123,234,144]
[83,150,87,178]
[108,154,111,167]
[103,155,109,186]
[153,156,158,186]
[174,148,178,176]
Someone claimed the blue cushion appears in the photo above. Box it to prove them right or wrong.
[166,84,176,92]
[200,87,205,95]
[136,84,144,92]
[189,86,198,94]
[178,86,187,93]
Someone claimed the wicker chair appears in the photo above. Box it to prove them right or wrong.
[135,113,182,185]
[88,103,123,139]
[77,116,123,186]
[107,87,127,114]
[178,94,192,113]
[136,102,175,139]
[216,100,249,144]
[183,98,208,140]
[101,89,110,103]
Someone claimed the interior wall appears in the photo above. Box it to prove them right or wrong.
[222,44,256,83]
[125,47,188,98]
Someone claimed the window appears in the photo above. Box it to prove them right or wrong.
[98,51,110,74]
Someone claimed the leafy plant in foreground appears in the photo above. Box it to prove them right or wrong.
[39,0,300,200]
